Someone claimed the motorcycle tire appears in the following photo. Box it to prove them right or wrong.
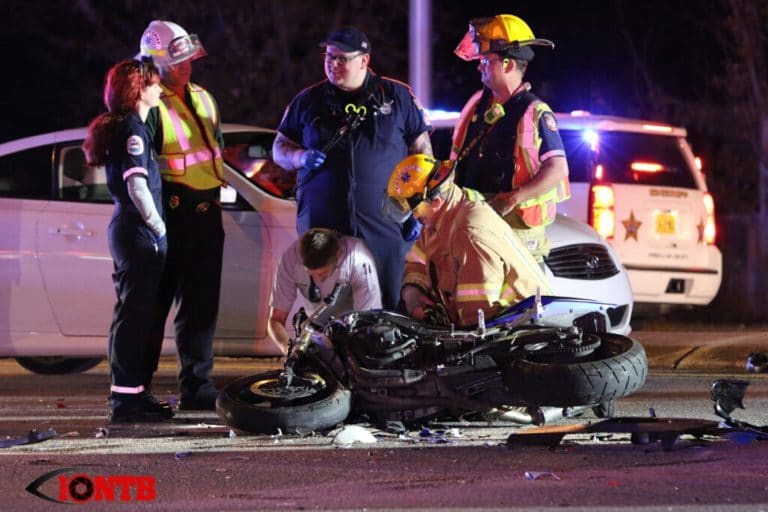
[502,334,647,407]
[216,369,352,434]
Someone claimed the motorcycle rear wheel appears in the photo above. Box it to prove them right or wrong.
[502,334,647,407]
[216,369,351,434]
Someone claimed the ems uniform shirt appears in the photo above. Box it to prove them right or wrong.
[277,71,431,237]
[277,70,431,310]
[105,112,163,218]
[270,236,382,316]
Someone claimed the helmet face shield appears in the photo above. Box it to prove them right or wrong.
[168,34,207,63]
[454,29,481,61]
[380,195,413,224]
[137,21,207,68]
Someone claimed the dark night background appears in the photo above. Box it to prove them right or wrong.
[1,0,766,320]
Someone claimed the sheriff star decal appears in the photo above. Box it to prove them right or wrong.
[622,210,642,241]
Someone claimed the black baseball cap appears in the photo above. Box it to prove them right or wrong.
[321,26,371,53]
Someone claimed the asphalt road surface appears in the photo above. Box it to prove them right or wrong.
[1,356,767,511]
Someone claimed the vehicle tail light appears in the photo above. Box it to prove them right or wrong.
[630,161,664,173]
[589,184,615,239]
[703,192,716,245]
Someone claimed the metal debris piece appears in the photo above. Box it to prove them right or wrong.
[524,471,561,481]
[507,417,721,452]
[0,429,57,448]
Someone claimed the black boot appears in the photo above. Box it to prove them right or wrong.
[108,391,175,423]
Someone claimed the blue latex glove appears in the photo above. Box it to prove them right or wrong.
[300,148,326,170]
[400,213,422,242]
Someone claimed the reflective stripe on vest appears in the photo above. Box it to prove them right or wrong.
[157,83,224,190]
[513,101,570,227]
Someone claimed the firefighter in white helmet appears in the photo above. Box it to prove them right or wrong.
[452,14,570,262]
[382,154,552,328]
[138,20,225,411]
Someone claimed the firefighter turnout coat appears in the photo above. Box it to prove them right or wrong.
[402,184,553,327]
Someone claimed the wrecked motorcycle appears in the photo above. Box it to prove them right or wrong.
[216,287,648,434]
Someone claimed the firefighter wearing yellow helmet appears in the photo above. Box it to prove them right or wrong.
[383,154,552,328]
[452,14,570,262]
[139,21,226,411]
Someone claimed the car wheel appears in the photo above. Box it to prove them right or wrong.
[15,357,104,375]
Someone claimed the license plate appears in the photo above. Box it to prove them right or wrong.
[655,211,677,234]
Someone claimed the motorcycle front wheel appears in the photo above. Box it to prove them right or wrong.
[216,369,352,434]
[501,333,647,407]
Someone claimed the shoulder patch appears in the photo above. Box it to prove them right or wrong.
[126,135,144,156]
[543,112,558,132]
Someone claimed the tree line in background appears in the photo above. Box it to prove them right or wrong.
[2,0,764,214]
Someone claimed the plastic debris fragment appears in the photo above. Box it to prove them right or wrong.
[524,471,561,481]
[174,451,192,460]
[333,425,377,445]
[417,427,461,444]
[0,429,57,448]
[710,378,749,420]
[746,352,768,373]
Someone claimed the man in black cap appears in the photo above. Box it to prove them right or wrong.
[452,14,570,263]
[273,26,433,310]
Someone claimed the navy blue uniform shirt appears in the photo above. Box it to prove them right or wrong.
[105,112,163,218]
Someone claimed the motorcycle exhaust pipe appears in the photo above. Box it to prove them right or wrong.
[496,405,593,425]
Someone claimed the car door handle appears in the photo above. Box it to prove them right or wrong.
[49,223,94,239]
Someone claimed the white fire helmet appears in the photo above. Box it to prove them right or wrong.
[137,20,207,68]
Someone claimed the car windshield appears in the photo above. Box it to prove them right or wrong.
[222,131,296,199]
[561,130,697,188]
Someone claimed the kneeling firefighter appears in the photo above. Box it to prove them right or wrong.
[382,154,552,328]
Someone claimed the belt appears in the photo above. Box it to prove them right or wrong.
[164,185,221,215]
[166,195,220,214]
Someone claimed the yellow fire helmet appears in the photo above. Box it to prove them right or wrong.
[454,14,554,62]
[382,154,455,223]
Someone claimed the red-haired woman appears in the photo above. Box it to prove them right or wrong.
[83,58,172,423]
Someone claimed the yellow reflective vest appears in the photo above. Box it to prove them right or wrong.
[402,185,553,327]
[156,83,225,190]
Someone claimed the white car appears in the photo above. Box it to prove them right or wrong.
[0,124,632,374]
[427,109,722,312]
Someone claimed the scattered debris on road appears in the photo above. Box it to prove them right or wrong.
[0,428,57,448]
